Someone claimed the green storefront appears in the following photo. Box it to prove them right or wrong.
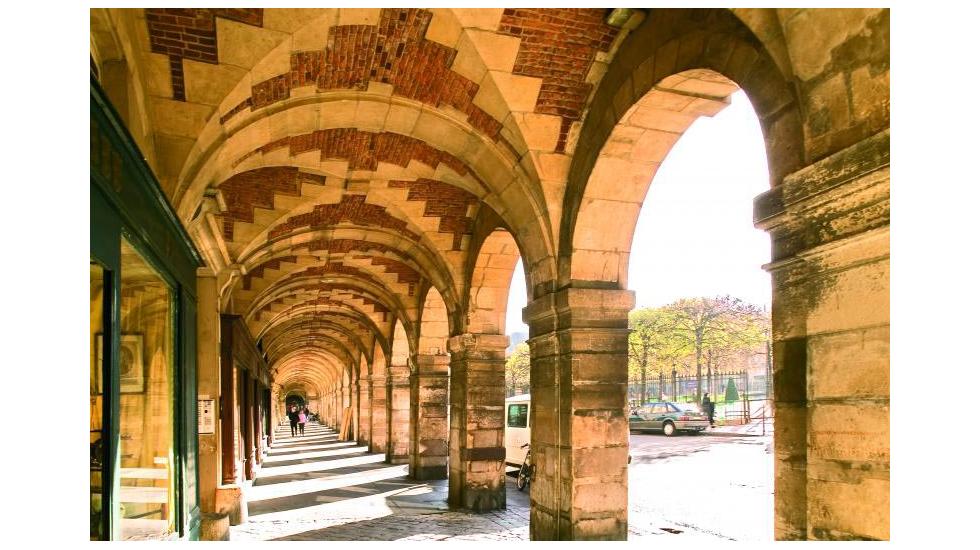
[90,76,202,540]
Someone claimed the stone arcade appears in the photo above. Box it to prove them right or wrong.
[90,7,889,541]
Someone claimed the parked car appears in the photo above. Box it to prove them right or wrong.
[629,401,709,436]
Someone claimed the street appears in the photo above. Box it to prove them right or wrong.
[628,431,775,541]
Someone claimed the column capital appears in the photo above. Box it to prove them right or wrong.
[524,287,635,335]
[416,353,451,375]
[447,333,509,354]
[753,129,889,262]
[388,364,411,384]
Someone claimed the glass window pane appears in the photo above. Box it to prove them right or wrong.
[507,404,528,428]
[118,239,175,540]
[90,262,106,541]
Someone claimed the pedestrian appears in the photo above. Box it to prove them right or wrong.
[287,405,299,437]
[702,393,715,427]
[303,406,311,425]
[298,407,307,436]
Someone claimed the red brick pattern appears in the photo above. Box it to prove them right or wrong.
[145,8,264,101]
[498,8,618,152]
[389,179,477,250]
[243,256,297,291]
[258,295,358,319]
[269,194,421,241]
[219,8,501,139]
[217,167,326,241]
[302,262,373,280]
[235,128,473,182]
[295,238,402,258]
[355,255,420,296]
[295,282,391,319]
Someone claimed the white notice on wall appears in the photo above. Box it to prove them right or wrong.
[198,399,215,435]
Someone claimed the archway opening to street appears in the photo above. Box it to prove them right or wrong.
[564,58,779,538]
[284,394,306,409]
[619,83,776,541]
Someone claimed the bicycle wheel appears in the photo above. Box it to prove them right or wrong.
[517,464,530,491]
[517,456,531,491]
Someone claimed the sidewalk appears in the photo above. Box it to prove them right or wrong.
[706,421,772,437]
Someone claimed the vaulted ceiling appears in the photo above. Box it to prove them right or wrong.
[91,7,809,395]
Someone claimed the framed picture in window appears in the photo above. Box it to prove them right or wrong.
[95,333,145,394]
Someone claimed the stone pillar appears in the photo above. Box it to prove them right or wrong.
[410,354,450,480]
[387,364,411,464]
[334,387,342,429]
[242,372,256,481]
[196,271,221,515]
[252,379,262,468]
[523,288,634,540]
[343,378,352,437]
[754,130,890,540]
[447,333,508,511]
[370,375,388,454]
[219,330,240,485]
[266,388,275,447]
[351,378,360,442]
[358,378,372,446]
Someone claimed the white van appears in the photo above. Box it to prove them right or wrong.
[504,394,530,467]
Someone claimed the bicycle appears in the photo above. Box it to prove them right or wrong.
[517,442,533,491]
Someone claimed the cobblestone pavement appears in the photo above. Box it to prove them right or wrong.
[231,422,770,541]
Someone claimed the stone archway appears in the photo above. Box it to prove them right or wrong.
[284,394,306,409]
[447,226,522,511]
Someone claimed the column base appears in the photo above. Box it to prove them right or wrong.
[449,483,506,512]
[214,484,248,525]
[199,512,230,541]
[412,464,448,480]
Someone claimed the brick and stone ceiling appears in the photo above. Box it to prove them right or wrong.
[124,7,634,385]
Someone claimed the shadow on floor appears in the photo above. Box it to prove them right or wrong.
[242,423,531,541]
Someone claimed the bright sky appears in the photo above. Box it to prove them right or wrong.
[505,91,771,336]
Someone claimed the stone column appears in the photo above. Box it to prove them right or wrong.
[266,388,274,447]
[410,354,450,480]
[195,271,220,514]
[335,387,343,430]
[358,378,372,447]
[351,379,360,442]
[524,288,634,540]
[242,372,256,481]
[370,374,388,454]
[252,379,262,468]
[447,333,508,511]
[754,130,890,541]
[348,382,357,441]
[386,364,411,463]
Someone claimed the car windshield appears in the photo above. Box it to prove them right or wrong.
[670,403,701,412]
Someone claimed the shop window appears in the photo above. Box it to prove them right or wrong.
[90,262,106,540]
[118,238,176,540]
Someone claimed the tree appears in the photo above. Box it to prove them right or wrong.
[724,377,739,402]
[628,307,684,404]
[505,342,530,396]
[662,296,767,403]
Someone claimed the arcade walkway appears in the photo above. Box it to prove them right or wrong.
[232,421,531,541]
[232,422,738,541]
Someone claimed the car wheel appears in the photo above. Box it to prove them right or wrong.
[663,421,676,437]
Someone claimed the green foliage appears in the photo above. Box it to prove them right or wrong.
[725,378,739,402]
[505,342,530,395]
[627,296,769,390]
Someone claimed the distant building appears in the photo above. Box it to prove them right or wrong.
[506,331,528,354]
